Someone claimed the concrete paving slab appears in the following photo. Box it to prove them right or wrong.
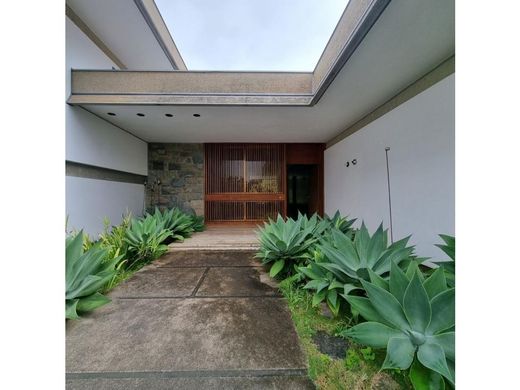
[67,297,307,373]
[67,375,315,390]
[155,250,259,268]
[196,267,279,297]
[109,266,205,298]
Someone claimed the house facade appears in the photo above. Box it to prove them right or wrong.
[65,0,454,259]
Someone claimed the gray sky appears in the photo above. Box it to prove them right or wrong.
[155,0,349,71]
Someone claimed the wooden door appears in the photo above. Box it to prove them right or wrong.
[204,144,286,223]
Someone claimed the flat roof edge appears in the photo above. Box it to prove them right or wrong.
[68,0,391,106]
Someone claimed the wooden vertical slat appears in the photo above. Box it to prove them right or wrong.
[204,143,287,223]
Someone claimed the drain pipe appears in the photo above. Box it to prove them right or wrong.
[142,179,147,215]
[384,147,394,243]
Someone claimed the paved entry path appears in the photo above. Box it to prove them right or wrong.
[66,249,314,389]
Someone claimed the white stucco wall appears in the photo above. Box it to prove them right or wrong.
[65,17,147,175]
[66,177,145,237]
[66,16,148,236]
[324,74,455,260]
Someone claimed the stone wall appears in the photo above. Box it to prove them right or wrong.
[146,143,204,215]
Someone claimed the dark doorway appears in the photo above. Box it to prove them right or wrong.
[287,164,319,219]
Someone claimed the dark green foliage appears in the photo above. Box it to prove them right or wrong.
[189,214,205,232]
[360,346,376,361]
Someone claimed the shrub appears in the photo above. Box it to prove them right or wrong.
[342,262,454,388]
[256,214,316,277]
[99,214,132,264]
[66,232,120,319]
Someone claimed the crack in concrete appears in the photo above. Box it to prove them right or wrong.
[190,267,210,296]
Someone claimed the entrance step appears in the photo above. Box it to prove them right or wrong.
[168,226,261,251]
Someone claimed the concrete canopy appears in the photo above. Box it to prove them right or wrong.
[67,0,455,143]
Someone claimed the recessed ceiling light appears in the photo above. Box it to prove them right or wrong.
[165,113,173,117]
[193,114,200,117]
[136,113,145,117]
[107,112,116,116]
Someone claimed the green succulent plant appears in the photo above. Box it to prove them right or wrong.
[66,232,120,320]
[434,234,455,287]
[150,207,195,241]
[342,262,455,388]
[323,210,357,237]
[298,212,330,237]
[298,260,346,316]
[316,223,415,291]
[124,215,172,267]
[189,214,205,232]
[255,214,316,277]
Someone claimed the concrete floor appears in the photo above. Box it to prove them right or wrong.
[169,226,261,251]
[66,250,314,389]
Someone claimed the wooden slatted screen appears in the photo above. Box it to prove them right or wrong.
[204,144,286,223]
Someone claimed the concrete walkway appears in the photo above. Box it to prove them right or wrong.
[66,249,314,389]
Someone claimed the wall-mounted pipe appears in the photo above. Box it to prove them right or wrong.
[385,147,394,243]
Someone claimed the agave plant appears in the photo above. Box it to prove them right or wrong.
[298,212,330,237]
[298,257,349,316]
[124,215,172,267]
[189,214,205,232]
[316,223,414,291]
[66,232,120,320]
[434,234,455,287]
[342,262,455,388]
[150,207,195,241]
[255,214,316,277]
[323,210,357,237]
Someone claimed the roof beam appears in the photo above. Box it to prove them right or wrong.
[69,70,314,106]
